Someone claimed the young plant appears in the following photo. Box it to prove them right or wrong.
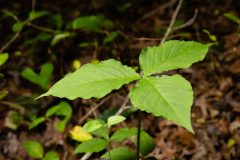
[73,117,155,160]
[21,63,54,89]
[38,40,211,159]
[29,101,72,132]
[22,140,59,160]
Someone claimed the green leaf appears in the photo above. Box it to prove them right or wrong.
[92,126,108,138]
[43,151,59,160]
[74,138,107,153]
[12,22,24,32]
[224,12,240,24]
[29,117,45,130]
[130,75,194,132]
[101,147,136,160]
[107,115,126,126]
[139,40,210,76]
[0,53,9,66]
[110,127,137,142]
[51,32,73,46]
[21,63,53,89]
[72,15,113,32]
[103,31,119,44]
[22,140,44,159]
[39,59,139,100]
[83,119,104,133]
[29,10,49,20]
[135,131,155,156]
[45,101,72,132]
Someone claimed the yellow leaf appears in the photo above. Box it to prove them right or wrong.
[69,126,93,142]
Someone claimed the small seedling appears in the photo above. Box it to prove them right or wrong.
[38,40,211,159]
[21,63,53,89]
[22,140,59,160]
[29,101,72,132]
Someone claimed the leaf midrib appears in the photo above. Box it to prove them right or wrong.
[144,77,185,124]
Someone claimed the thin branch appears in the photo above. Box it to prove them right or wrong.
[172,9,198,31]
[80,153,92,160]
[116,93,130,115]
[141,0,177,20]
[32,0,36,11]
[2,10,19,21]
[79,94,114,124]
[27,23,56,33]
[160,0,184,45]
[0,31,20,53]
[130,36,162,41]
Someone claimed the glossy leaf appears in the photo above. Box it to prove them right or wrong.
[74,138,107,153]
[39,59,139,100]
[139,40,210,76]
[130,75,194,132]
[92,126,108,138]
[110,127,137,142]
[83,119,104,133]
[107,115,126,126]
[22,140,44,159]
[101,147,136,160]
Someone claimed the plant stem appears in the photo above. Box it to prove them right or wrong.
[136,110,141,160]
[105,125,112,160]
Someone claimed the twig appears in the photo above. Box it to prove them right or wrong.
[27,23,56,33]
[131,36,162,41]
[141,0,177,20]
[160,0,183,44]
[32,0,36,11]
[172,9,198,31]
[0,31,20,53]
[79,94,114,124]
[80,153,92,160]
[116,93,130,115]
[2,10,19,21]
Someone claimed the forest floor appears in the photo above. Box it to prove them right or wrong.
[0,0,240,159]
